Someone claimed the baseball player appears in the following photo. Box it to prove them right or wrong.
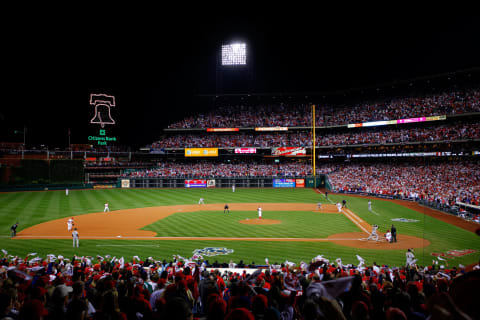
[232,184,235,192]
[385,229,392,243]
[336,202,342,213]
[10,222,19,238]
[368,200,372,211]
[367,224,379,241]
[257,206,262,219]
[67,218,74,231]
[65,188,69,196]
[317,202,322,210]
[342,199,347,208]
[104,201,110,212]
[406,248,416,267]
[72,228,79,248]
[198,197,205,205]
[224,204,229,214]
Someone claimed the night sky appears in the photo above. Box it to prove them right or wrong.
[1,12,479,149]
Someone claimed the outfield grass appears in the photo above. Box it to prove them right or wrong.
[0,188,478,267]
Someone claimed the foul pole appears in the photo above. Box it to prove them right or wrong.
[312,104,316,187]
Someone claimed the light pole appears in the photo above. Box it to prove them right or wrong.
[14,126,26,149]
[312,104,316,188]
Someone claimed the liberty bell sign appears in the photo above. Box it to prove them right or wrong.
[90,94,115,128]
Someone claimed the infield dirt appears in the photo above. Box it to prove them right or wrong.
[16,202,435,250]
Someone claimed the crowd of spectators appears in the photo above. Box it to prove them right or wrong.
[121,159,480,209]
[153,123,480,148]
[167,89,480,129]
[0,251,478,320]
[121,162,334,178]
[328,161,480,207]
[85,162,154,168]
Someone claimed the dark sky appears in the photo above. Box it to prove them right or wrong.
[1,12,479,149]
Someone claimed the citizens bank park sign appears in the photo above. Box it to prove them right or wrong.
[88,93,118,145]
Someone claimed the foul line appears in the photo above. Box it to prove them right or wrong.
[342,209,371,235]
[369,209,380,216]
[324,196,335,204]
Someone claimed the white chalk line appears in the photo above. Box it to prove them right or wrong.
[324,195,335,204]
[342,209,371,235]
[358,237,388,242]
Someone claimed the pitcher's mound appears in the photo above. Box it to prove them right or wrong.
[239,219,281,225]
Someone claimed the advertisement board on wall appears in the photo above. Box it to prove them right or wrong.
[295,179,305,188]
[121,179,130,188]
[93,185,114,189]
[206,128,239,132]
[235,147,257,154]
[185,180,207,188]
[273,179,296,188]
[185,148,218,157]
[255,127,288,131]
[348,115,447,128]
[272,147,306,156]
[207,180,216,188]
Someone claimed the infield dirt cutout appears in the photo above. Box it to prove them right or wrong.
[18,203,429,250]
[239,219,281,225]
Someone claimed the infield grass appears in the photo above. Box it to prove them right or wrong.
[0,188,478,267]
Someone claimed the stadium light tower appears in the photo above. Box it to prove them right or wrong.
[216,41,253,94]
[221,43,247,66]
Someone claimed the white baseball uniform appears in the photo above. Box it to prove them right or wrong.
[198,198,205,204]
[67,218,74,231]
[385,231,392,242]
[406,250,416,266]
[368,200,372,211]
[104,202,110,212]
[72,229,79,248]
[65,188,69,196]
[336,202,342,212]
[258,207,262,219]
[367,225,379,241]
[232,185,235,192]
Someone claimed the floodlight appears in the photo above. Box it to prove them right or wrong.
[221,43,247,66]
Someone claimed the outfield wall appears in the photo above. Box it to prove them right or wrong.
[120,175,327,189]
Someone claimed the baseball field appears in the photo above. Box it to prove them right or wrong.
[1,188,478,268]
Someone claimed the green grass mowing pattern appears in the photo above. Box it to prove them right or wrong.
[326,194,480,266]
[3,239,457,268]
[0,188,479,267]
[0,188,319,233]
[142,210,358,238]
